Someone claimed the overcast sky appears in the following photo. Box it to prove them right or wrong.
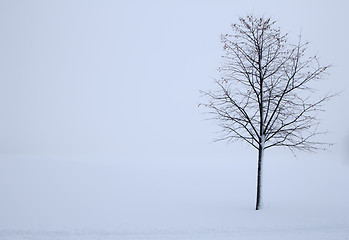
[1,0,348,157]
[0,0,349,230]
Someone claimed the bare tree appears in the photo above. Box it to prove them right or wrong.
[201,15,335,210]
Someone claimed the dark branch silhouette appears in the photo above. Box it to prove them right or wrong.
[200,14,335,210]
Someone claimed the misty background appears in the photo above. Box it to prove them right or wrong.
[0,0,348,231]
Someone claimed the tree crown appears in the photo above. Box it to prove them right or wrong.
[201,14,334,152]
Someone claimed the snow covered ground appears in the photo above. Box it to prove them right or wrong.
[1,224,348,240]
[1,209,349,239]
[1,151,348,240]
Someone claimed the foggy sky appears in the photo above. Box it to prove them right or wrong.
[0,0,348,157]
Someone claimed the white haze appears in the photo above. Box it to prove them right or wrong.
[0,0,349,239]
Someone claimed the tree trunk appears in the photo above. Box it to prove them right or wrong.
[255,141,264,210]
